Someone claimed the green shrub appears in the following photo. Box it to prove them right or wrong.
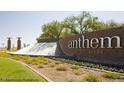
[42,61,48,65]
[38,64,44,68]
[49,63,55,67]
[29,58,40,65]
[0,52,10,57]
[31,61,39,65]
[55,61,61,65]
[25,60,32,64]
[31,58,38,62]
[84,73,100,82]
[41,57,49,62]
[24,58,33,64]
[71,65,80,70]
[56,65,67,71]
[103,71,121,79]
[38,60,44,64]
[12,55,21,60]
[20,56,30,61]
[35,57,42,60]
[119,69,124,73]
[74,71,81,75]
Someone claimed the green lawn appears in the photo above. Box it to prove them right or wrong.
[0,57,46,82]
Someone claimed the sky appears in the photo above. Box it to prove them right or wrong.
[0,11,124,48]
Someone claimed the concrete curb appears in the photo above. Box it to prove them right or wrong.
[8,58,53,82]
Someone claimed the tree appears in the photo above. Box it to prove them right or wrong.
[37,21,64,41]
[76,11,91,33]
[37,11,123,42]
[105,20,120,29]
[85,17,105,31]
[64,12,105,33]
[64,16,78,34]
[121,23,124,27]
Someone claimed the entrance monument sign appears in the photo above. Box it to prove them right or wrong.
[10,27,124,67]
[59,27,124,66]
[68,35,122,49]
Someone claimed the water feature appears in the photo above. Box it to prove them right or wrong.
[9,42,57,56]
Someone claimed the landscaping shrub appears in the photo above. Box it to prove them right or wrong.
[32,62,39,65]
[103,71,121,79]
[38,64,44,68]
[0,52,9,57]
[73,71,81,75]
[25,58,33,64]
[84,73,100,82]
[35,57,48,63]
[42,61,48,65]
[55,61,61,64]
[38,60,44,64]
[41,57,49,62]
[56,65,67,71]
[31,58,38,62]
[17,56,30,61]
[28,58,39,65]
[119,69,124,73]
[12,55,21,60]
[35,57,43,60]
[26,61,32,64]
[71,65,80,70]
[49,63,55,67]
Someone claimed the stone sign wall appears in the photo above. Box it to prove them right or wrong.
[59,27,124,66]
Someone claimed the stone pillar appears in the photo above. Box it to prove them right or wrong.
[7,37,11,50]
[23,43,26,48]
[17,37,21,50]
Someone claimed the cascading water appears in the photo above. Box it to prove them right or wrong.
[9,42,58,56]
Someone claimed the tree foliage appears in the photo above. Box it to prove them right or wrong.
[37,21,64,41]
[37,11,122,42]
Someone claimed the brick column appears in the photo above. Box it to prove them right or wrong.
[17,37,21,50]
[7,37,11,50]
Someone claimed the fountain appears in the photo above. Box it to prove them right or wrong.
[9,42,59,56]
